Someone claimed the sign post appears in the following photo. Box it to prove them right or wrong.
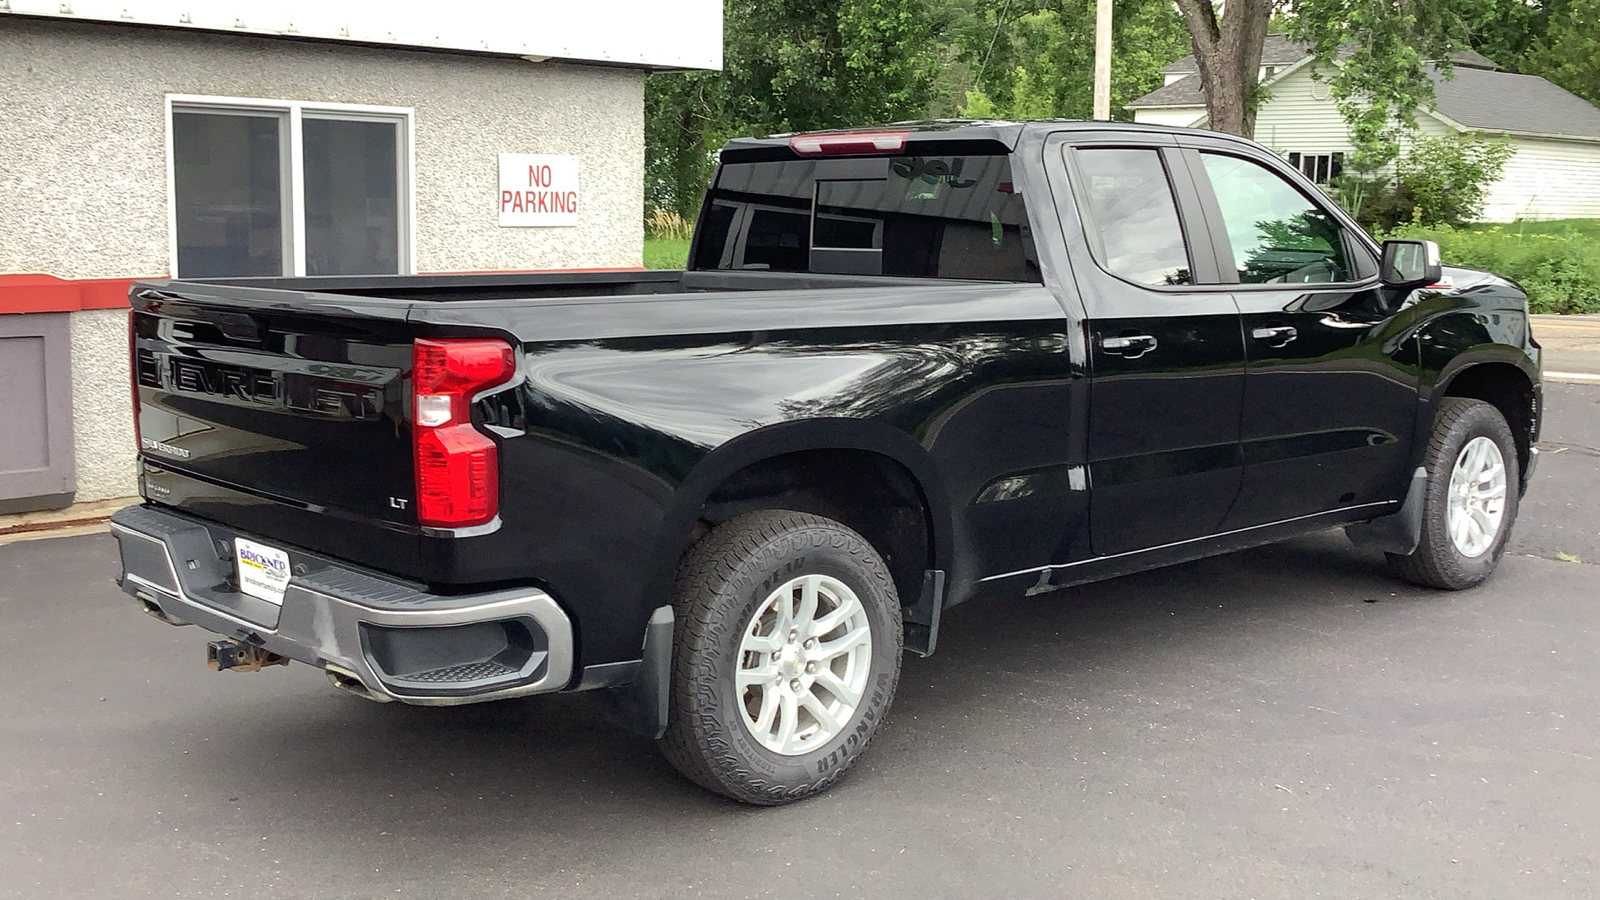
[1093,0,1113,121]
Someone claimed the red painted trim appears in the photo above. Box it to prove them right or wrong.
[0,267,650,315]
[0,274,147,315]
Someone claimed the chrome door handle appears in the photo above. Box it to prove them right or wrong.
[1251,325,1298,347]
[1099,334,1158,359]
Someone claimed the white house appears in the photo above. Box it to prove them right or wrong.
[0,1,721,515]
[1127,34,1600,222]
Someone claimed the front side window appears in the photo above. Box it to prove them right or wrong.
[171,99,410,278]
[1074,147,1192,286]
[1200,153,1349,284]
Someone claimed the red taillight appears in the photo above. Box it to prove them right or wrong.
[788,130,909,156]
[412,338,515,528]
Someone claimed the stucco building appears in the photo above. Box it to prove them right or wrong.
[0,1,719,513]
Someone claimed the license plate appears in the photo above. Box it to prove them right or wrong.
[234,537,292,605]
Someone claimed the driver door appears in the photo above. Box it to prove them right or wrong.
[1180,146,1420,529]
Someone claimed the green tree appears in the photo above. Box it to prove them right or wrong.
[956,0,1189,121]
[1466,0,1554,72]
[1524,0,1600,103]
[645,0,947,220]
[1172,0,1495,163]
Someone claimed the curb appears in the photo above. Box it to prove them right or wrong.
[0,497,136,542]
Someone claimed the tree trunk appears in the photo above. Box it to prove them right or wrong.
[1174,0,1273,138]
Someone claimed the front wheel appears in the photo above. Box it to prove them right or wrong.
[1387,397,1521,589]
[657,510,902,805]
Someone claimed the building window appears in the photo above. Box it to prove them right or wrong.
[168,96,413,278]
[1286,152,1345,185]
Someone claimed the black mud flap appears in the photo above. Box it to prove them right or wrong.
[1346,467,1428,555]
[595,606,674,739]
[903,569,945,658]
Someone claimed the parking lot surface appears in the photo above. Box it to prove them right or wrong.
[2,385,1597,899]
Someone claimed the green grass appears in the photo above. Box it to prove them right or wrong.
[644,237,690,270]
[1461,218,1600,239]
[1384,218,1600,314]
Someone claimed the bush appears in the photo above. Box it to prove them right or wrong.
[1384,221,1600,314]
[1335,132,1513,231]
[1395,133,1515,228]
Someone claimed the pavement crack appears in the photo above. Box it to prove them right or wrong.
[1520,551,1597,567]
[1536,441,1600,458]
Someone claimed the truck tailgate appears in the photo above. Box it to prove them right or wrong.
[131,285,423,576]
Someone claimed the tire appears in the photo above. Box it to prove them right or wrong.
[657,510,903,805]
[1387,397,1521,590]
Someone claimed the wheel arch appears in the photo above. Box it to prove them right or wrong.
[647,419,955,616]
[1433,356,1539,487]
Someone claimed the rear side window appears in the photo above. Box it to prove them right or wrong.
[1073,148,1192,287]
[693,154,1039,281]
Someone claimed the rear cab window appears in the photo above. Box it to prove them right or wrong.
[694,152,1040,282]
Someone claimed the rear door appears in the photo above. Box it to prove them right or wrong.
[1045,133,1246,556]
[1180,145,1419,528]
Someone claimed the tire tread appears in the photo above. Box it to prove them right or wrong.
[657,510,901,805]
[1387,397,1519,589]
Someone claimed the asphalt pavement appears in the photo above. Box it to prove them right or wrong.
[1534,314,1600,379]
[2,387,1598,899]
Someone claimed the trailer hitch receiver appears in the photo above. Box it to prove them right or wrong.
[206,639,290,672]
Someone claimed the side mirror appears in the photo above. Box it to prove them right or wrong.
[1380,239,1442,289]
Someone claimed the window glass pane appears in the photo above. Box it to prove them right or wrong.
[695,155,1039,281]
[1201,153,1350,284]
[742,207,810,271]
[1074,148,1192,286]
[172,111,285,277]
[814,182,884,249]
[690,201,738,269]
[303,118,401,275]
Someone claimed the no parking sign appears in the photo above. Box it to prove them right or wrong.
[498,153,580,226]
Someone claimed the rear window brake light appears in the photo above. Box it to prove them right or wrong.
[789,131,909,157]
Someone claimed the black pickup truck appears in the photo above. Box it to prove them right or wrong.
[112,121,1541,804]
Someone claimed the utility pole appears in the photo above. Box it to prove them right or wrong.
[1093,0,1113,120]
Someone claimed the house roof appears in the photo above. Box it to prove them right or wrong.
[1158,34,1500,77]
[1125,74,1208,109]
[1129,61,1600,142]
[1158,34,1311,75]
[1432,66,1600,140]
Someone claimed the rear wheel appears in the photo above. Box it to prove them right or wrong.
[657,510,902,805]
[1387,398,1520,589]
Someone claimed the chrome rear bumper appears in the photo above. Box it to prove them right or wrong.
[109,504,574,705]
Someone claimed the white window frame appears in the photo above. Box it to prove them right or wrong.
[1286,151,1345,186]
[165,94,417,278]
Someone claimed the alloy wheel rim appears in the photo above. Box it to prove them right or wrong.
[1446,436,1508,559]
[735,573,873,756]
